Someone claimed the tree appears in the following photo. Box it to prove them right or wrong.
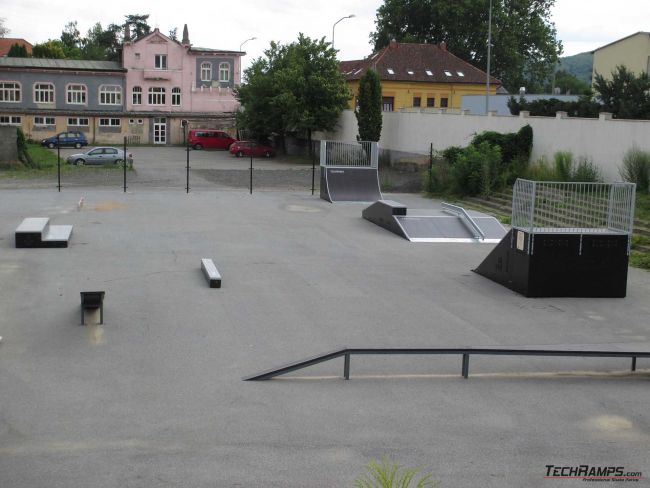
[593,65,650,119]
[370,0,562,92]
[168,27,178,41]
[356,69,382,142]
[81,22,122,61]
[7,43,29,57]
[60,21,83,59]
[32,40,66,59]
[124,14,151,40]
[547,69,590,95]
[0,17,9,37]
[236,34,351,153]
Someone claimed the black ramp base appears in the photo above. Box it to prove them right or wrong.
[362,200,408,239]
[474,229,630,298]
[321,167,382,203]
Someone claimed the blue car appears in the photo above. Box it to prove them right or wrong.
[41,131,88,149]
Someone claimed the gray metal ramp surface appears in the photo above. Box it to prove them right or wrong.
[396,215,506,243]
[321,167,382,203]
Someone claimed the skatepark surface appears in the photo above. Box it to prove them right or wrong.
[1,189,649,487]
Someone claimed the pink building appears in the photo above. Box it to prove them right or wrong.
[122,25,242,144]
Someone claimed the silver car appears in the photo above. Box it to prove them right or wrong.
[66,147,133,165]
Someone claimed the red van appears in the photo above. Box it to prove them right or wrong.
[187,129,236,150]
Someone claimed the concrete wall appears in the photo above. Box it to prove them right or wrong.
[0,126,18,165]
[316,109,650,181]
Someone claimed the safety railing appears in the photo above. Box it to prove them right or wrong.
[441,202,486,240]
[243,347,649,381]
[320,140,378,168]
[511,179,636,234]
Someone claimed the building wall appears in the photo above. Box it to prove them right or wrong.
[347,80,498,110]
[0,70,125,111]
[316,109,650,182]
[592,33,650,82]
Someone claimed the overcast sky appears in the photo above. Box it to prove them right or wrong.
[3,0,650,68]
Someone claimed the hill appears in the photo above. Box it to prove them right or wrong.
[557,51,593,84]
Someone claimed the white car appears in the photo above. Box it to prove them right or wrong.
[66,147,133,166]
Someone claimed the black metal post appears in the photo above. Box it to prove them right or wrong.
[311,149,316,196]
[249,152,253,194]
[186,128,190,194]
[123,136,127,192]
[428,142,433,192]
[57,135,61,192]
[631,357,637,371]
[344,353,350,380]
[461,353,470,379]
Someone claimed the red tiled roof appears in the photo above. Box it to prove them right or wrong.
[340,41,500,86]
[0,38,33,57]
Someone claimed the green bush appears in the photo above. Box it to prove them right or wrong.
[553,151,574,181]
[441,146,463,166]
[451,142,502,197]
[524,152,601,182]
[423,153,451,194]
[470,125,533,183]
[619,147,650,192]
[16,128,36,168]
[354,457,439,488]
[572,156,602,182]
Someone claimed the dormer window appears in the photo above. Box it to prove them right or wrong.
[444,70,452,76]
[426,70,433,76]
[155,54,167,70]
[387,68,394,75]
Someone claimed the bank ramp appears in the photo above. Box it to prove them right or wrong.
[362,200,506,243]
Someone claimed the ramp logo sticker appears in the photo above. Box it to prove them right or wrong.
[516,230,525,251]
[544,465,643,482]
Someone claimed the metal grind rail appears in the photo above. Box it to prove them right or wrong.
[242,347,650,381]
[441,202,486,240]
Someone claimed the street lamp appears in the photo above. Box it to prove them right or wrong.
[238,37,257,85]
[332,15,355,49]
[485,0,493,114]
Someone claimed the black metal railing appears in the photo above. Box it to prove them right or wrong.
[242,347,650,381]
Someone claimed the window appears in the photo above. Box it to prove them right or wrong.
[148,87,165,105]
[129,119,136,125]
[413,97,421,107]
[68,117,89,126]
[386,68,394,75]
[426,97,435,107]
[135,53,141,60]
[34,116,55,126]
[440,97,449,108]
[0,82,21,102]
[0,115,22,125]
[382,96,394,112]
[34,83,55,103]
[137,119,144,125]
[99,118,121,127]
[219,62,230,82]
[425,70,433,76]
[99,85,122,105]
[132,86,142,105]
[444,70,452,77]
[67,84,87,104]
[457,71,465,77]
[171,87,181,106]
[201,62,212,81]
[155,54,167,69]
[407,70,414,75]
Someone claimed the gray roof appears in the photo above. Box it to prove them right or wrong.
[189,47,243,55]
[0,57,124,71]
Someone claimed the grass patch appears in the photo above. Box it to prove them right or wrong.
[630,251,650,270]
[634,193,650,223]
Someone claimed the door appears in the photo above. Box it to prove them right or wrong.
[86,148,105,164]
[153,118,167,144]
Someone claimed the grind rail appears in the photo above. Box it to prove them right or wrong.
[242,347,649,381]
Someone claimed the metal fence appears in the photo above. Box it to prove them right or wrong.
[319,140,378,168]
[511,179,636,234]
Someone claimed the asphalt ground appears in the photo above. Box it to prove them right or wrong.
[0,188,649,487]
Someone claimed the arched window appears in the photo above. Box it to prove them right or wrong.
[33,83,55,103]
[0,82,21,102]
[219,62,230,82]
[99,85,122,105]
[201,62,212,81]
[171,87,181,106]
[132,86,142,105]
[66,84,87,104]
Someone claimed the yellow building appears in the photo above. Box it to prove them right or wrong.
[592,32,650,83]
[340,41,500,111]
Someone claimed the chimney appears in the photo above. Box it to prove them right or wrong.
[439,41,447,51]
[124,23,131,43]
[389,38,398,50]
[182,24,190,46]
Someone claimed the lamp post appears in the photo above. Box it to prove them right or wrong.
[332,15,355,49]
[485,0,493,114]
[238,37,256,85]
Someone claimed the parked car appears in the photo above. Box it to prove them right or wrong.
[188,129,236,150]
[41,131,88,149]
[229,141,276,158]
[66,147,133,166]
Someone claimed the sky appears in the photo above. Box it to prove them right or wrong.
[2,0,650,68]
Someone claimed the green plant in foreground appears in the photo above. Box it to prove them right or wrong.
[354,457,440,488]
[630,251,650,270]
[619,147,650,193]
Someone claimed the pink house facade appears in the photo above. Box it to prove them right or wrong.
[122,26,242,144]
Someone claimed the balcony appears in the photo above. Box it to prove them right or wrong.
[144,69,172,80]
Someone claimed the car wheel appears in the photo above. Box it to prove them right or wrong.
[47,142,55,149]
[75,142,82,149]
[236,151,243,158]
[194,144,202,150]
[264,151,272,158]
[75,159,85,165]
[115,159,123,165]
